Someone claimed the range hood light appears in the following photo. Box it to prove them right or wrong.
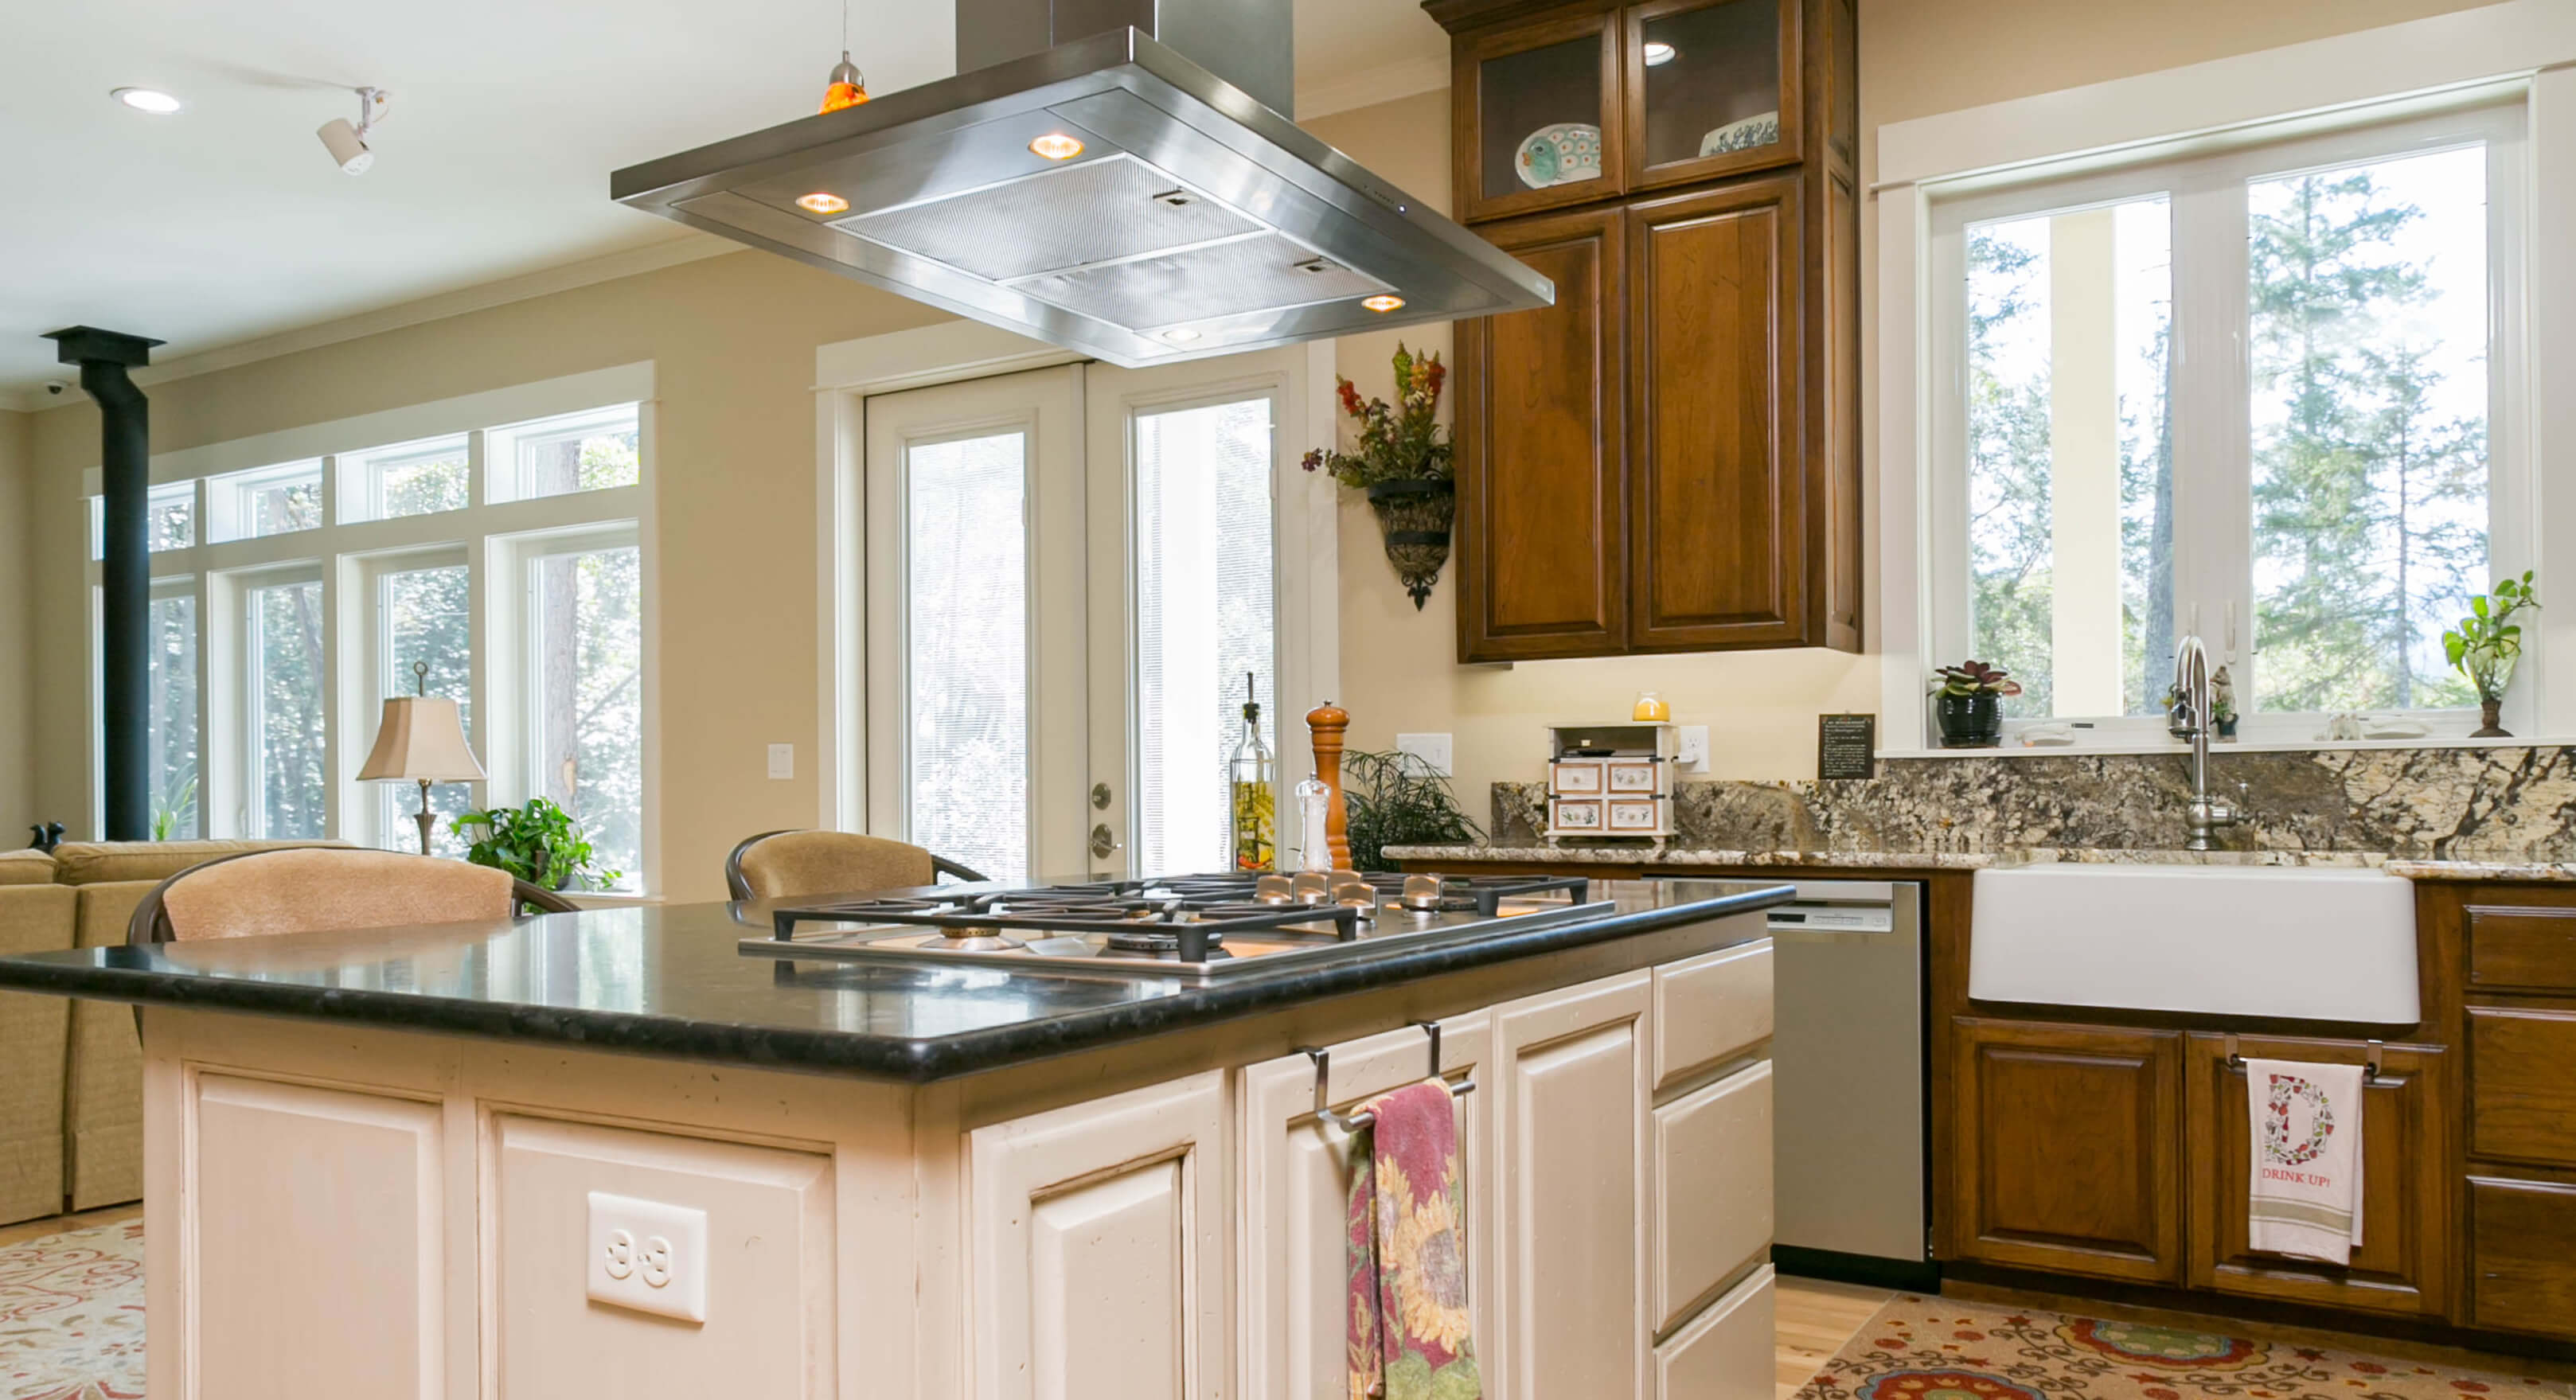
[820,52,868,113]
[1028,131,1085,161]
[795,192,850,214]
[1362,294,1406,313]
[1163,327,1201,342]
[1643,40,1678,66]
[113,88,184,115]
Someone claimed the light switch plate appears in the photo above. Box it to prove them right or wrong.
[1395,731,1453,777]
[1676,726,1710,774]
[587,1191,708,1323]
[766,743,794,780]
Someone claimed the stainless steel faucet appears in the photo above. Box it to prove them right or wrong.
[2172,634,2238,851]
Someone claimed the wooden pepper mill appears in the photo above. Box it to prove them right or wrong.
[1306,700,1352,870]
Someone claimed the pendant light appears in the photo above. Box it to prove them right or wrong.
[818,0,868,112]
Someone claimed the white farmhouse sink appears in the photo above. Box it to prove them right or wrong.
[1968,864,2419,1024]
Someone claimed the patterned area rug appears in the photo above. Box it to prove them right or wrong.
[1793,1296,2570,1400]
[0,1219,144,1400]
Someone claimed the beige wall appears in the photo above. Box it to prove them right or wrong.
[25,252,946,899]
[0,409,31,840]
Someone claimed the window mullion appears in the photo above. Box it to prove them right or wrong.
[2167,170,2253,692]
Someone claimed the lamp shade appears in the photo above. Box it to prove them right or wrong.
[355,696,487,783]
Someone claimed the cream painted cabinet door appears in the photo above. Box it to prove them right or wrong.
[1238,1016,1493,1400]
[967,1070,1232,1400]
[1487,969,1655,1400]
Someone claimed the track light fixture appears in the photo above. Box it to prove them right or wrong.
[318,87,389,175]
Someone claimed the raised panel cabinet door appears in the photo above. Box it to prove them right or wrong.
[2465,903,2576,992]
[1489,970,1653,1400]
[2467,1007,2576,1167]
[1653,1265,1774,1400]
[184,1074,447,1400]
[2467,1176,2576,1339]
[2182,1035,2449,1318]
[969,1070,1231,1400]
[1652,1061,1772,1334]
[1626,177,1806,651]
[1458,205,1628,662]
[1452,9,1626,223]
[1946,1018,2184,1284]
[1237,1018,1492,1400]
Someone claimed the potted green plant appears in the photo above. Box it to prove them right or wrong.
[451,797,622,891]
[1302,344,1455,609]
[2445,571,2541,738]
[1341,749,1483,872]
[1930,660,2020,748]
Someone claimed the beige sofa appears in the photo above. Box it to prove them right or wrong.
[0,840,343,1224]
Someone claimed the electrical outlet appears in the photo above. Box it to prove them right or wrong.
[767,743,794,780]
[1676,726,1710,774]
[587,1191,708,1323]
[1395,731,1453,776]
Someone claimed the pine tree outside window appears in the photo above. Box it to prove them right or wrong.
[1925,103,2527,744]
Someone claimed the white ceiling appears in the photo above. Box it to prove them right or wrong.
[0,0,1449,406]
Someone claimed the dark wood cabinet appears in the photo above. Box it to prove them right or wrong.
[2184,1033,2451,1319]
[1431,0,1860,663]
[1946,1017,2184,1284]
[2467,1176,2576,1336]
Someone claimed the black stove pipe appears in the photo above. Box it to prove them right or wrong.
[42,327,164,841]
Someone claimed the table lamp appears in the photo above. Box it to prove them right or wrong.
[357,661,486,855]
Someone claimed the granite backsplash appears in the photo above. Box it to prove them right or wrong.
[1489,746,2576,860]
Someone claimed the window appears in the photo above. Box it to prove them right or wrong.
[244,573,327,837]
[526,534,643,891]
[1131,396,1276,875]
[489,405,640,501]
[903,431,1030,883]
[1930,105,2521,737]
[345,435,469,521]
[210,460,323,541]
[370,556,474,855]
[88,482,198,560]
[82,372,652,882]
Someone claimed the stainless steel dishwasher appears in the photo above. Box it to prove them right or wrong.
[1663,877,1934,1289]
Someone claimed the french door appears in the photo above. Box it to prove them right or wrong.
[863,350,1322,883]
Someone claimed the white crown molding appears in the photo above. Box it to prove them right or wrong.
[13,233,736,414]
[1296,55,1449,121]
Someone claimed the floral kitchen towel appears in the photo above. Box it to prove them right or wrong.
[2246,1058,2364,1265]
[1346,1078,1481,1400]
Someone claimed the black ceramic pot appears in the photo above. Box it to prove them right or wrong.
[1934,692,2002,748]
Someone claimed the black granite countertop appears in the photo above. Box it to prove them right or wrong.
[0,881,1790,1083]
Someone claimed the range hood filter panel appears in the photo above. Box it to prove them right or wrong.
[836,153,1258,283]
[1015,232,1384,330]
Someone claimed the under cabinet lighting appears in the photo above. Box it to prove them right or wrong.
[113,87,183,114]
[795,192,850,214]
[1361,294,1405,313]
[1164,328,1202,342]
[1028,132,1085,161]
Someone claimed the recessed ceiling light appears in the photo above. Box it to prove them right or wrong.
[113,88,183,115]
[1164,328,1201,342]
[1362,294,1406,314]
[1642,41,1677,66]
[1028,132,1085,161]
[796,192,850,215]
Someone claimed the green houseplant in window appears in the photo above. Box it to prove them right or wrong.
[2445,571,2540,738]
[451,797,622,891]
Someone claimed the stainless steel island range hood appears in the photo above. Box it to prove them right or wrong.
[610,0,1551,367]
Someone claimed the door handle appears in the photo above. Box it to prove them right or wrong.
[1090,824,1118,859]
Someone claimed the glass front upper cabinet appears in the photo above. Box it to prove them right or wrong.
[1463,10,1623,221]
[1626,0,1798,189]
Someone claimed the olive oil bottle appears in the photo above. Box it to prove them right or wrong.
[1227,673,1276,871]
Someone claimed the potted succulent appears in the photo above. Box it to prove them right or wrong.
[1302,343,1455,609]
[451,797,622,891]
[2445,571,2541,738]
[1930,660,2020,748]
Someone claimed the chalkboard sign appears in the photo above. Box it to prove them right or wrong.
[1817,713,1876,780]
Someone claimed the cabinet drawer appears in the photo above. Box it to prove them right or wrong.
[2469,1008,2576,1166]
[1653,1062,1771,1332]
[1653,940,1773,1090]
[1655,1264,1774,1400]
[2468,904,2576,992]
[2468,1176,2576,1339]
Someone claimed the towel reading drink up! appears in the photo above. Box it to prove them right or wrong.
[1346,1078,1482,1400]
[2245,1057,2364,1265]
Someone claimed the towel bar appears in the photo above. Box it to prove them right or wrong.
[2223,1031,2382,1082]
[1301,1020,1477,1136]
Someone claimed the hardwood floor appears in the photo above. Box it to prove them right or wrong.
[0,1203,138,1250]
[1777,1275,1895,1398]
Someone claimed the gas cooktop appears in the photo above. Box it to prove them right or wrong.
[742,872,1606,979]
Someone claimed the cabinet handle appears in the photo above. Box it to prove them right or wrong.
[1299,1021,1477,1135]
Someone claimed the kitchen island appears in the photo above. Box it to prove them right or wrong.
[0,876,1787,1400]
